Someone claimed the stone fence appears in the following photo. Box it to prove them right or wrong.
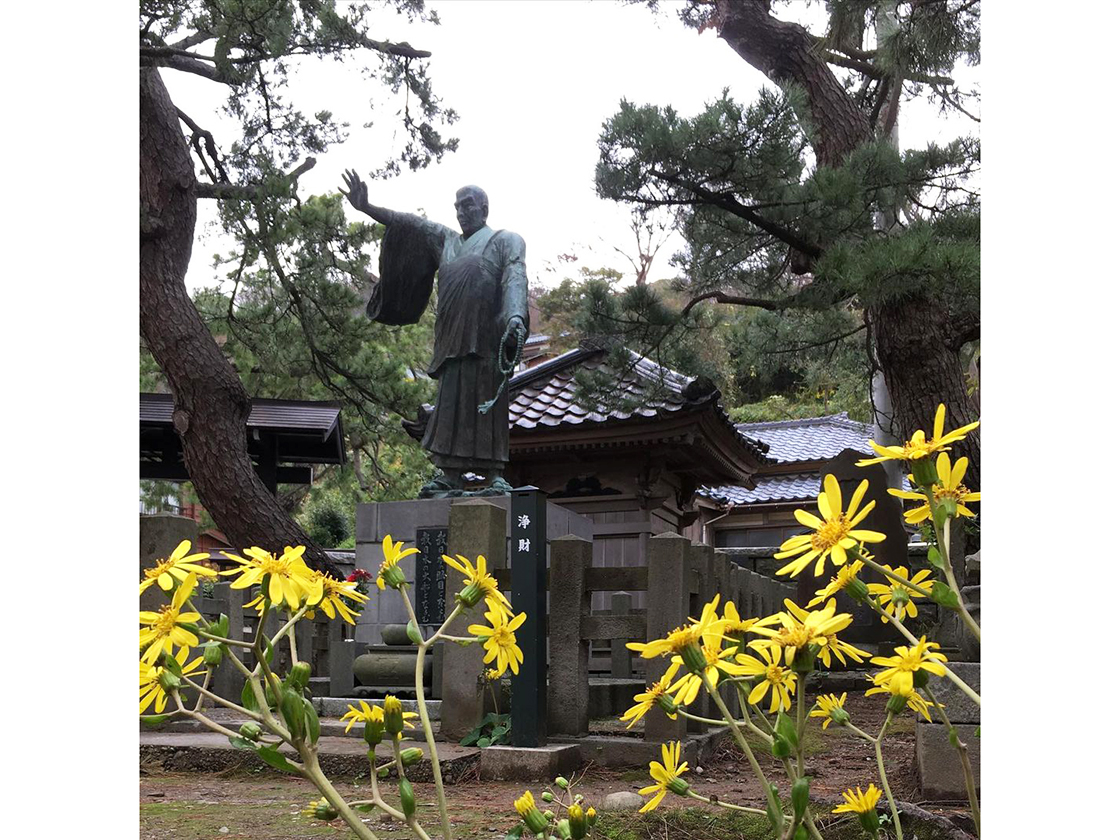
[493,532,797,741]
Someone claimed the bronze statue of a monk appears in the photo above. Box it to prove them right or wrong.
[341,170,528,498]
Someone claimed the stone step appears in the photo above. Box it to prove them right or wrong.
[139,730,479,782]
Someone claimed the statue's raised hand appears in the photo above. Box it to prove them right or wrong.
[340,169,369,212]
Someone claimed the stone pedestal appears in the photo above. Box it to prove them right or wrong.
[440,500,508,741]
[547,536,592,735]
[643,533,690,744]
[917,662,980,800]
[479,743,582,781]
[140,515,199,612]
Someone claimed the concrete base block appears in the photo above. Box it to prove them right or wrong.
[479,744,582,781]
[551,728,726,769]
[916,721,980,801]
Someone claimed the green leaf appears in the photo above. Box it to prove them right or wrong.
[927,546,944,570]
[477,736,491,749]
[140,714,173,727]
[228,735,256,750]
[262,637,275,667]
[256,745,301,774]
[302,697,320,745]
[775,710,798,749]
[504,824,525,840]
[929,580,961,609]
[241,678,259,713]
[354,804,375,813]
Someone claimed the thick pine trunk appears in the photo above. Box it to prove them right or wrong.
[140,67,333,572]
[714,0,981,493]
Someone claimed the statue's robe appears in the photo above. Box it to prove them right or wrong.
[368,214,528,472]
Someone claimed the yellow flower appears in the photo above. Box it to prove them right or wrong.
[735,646,797,712]
[376,535,418,590]
[666,631,754,707]
[307,571,368,625]
[809,692,848,729]
[818,633,871,669]
[340,699,383,733]
[627,594,728,660]
[638,741,690,813]
[514,791,550,835]
[888,453,981,524]
[774,476,886,577]
[807,559,865,607]
[621,661,682,729]
[833,784,882,815]
[220,545,317,610]
[865,682,936,722]
[856,404,979,467]
[485,668,503,682]
[722,600,770,637]
[139,647,206,715]
[301,797,339,821]
[139,540,215,595]
[867,566,934,623]
[469,605,526,677]
[443,553,513,615]
[748,598,854,668]
[139,574,202,665]
[870,637,948,695]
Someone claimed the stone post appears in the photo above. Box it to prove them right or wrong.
[139,514,199,613]
[644,533,689,744]
[610,592,633,678]
[547,536,591,735]
[440,500,507,741]
[212,582,247,702]
[688,543,716,731]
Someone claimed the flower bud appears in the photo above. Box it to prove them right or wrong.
[681,643,708,674]
[667,777,690,797]
[203,644,224,668]
[770,734,791,758]
[858,808,881,835]
[554,776,570,789]
[456,581,484,609]
[829,706,851,727]
[399,778,416,818]
[541,791,555,803]
[911,456,938,488]
[843,576,870,603]
[542,810,555,820]
[791,777,809,819]
[912,668,930,691]
[364,718,385,747]
[555,818,572,839]
[400,747,423,767]
[515,791,550,836]
[886,693,908,715]
[655,693,679,716]
[568,804,587,840]
[384,696,405,736]
[239,721,262,741]
[157,669,182,693]
[586,806,597,827]
[792,643,819,673]
[287,661,312,691]
[314,799,339,821]
[382,564,408,590]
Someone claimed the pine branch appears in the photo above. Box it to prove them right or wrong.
[195,157,317,200]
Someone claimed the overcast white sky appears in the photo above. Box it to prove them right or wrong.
[167,0,977,293]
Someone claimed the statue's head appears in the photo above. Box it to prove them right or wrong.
[454,185,488,236]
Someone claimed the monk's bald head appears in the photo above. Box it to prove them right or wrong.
[454,186,489,236]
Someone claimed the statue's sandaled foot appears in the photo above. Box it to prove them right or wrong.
[419,475,461,499]
[473,476,514,497]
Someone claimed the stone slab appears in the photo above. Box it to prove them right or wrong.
[915,720,980,801]
[479,743,582,781]
[929,662,980,724]
[550,728,727,769]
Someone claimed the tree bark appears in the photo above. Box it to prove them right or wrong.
[713,0,980,492]
[140,67,334,573]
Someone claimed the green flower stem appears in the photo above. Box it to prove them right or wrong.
[181,675,262,719]
[677,709,738,728]
[841,721,877,743]
[270,605,310,649]
[368,749,406,821]
[858,555,934,599]
[245,599,293,742]
[223,644,255,680]
[438,634,478,643]
[685,789,768,815]
[795,676,806,778]
[287,625,299,663]
[170,689,273,748]
[864,598,981,707]
[729,683,779,744]
[190,666,213,712]
[300,747,380,840]
[392,738,435,840]
[921,686,980,837]
[874,714,904,840]
[935,516,981,643]
[196,629,255,648]
[702,673,827,840]
[404,592,458,840]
